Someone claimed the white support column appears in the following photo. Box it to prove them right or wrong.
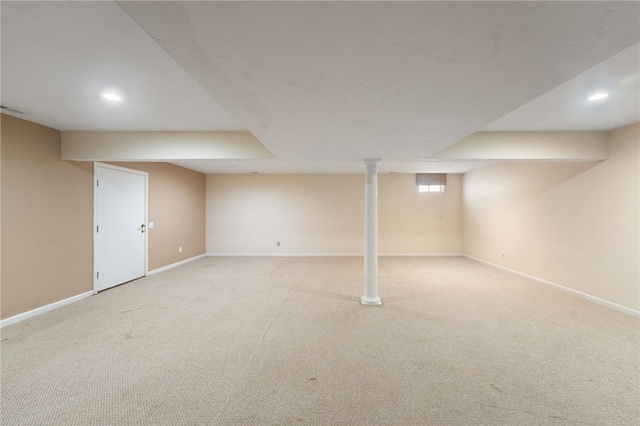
[361,158,382,306]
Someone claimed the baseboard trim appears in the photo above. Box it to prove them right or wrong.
[463,254,640,318]
[0,290,94,328]
[381,253,462,257]
[147,254,206,275]
[207,252,360,257]
[206,252,462,257]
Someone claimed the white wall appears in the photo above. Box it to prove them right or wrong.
[462,123,639,311]
[206,173,462,255]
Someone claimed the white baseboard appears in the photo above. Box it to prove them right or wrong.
[463,254,640,318]
[206,252,462,257]
[207,252,360,257]
[0,290,94,328]
[147,254,206,275]
[381,253,462,257]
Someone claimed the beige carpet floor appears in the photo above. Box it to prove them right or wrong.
[1,256,638,425]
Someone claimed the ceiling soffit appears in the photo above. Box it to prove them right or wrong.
[118,1,639,162]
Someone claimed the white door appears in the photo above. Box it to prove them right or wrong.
[94,163,147,292]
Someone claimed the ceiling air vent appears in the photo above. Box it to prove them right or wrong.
[0,104,24,114]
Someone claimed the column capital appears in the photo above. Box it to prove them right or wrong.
[362,158,381,166]
[362,158,381,173]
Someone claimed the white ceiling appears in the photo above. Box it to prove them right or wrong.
[2,1,639,174]
[0,1,243,131]
[484,43,639,131]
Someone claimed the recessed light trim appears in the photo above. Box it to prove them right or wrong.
[588,92,608,101]
[102,93,122,101]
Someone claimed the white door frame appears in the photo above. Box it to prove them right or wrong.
[93,162,149,294]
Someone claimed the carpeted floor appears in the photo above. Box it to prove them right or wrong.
[1,256,638,425]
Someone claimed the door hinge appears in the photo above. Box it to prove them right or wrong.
[97,271,100,279]
[96,225,99,233]
[96,179,99,187]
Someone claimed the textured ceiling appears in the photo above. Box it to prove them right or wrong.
[0,1,243,131]
[484,43,639,131]
[2,1,639,174]
[118,1,639,163]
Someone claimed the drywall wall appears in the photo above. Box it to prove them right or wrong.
[463,123,639,311]
[1,114,93,319]
[109,162,206,271]
[206,173,462,254]
[0,114,3,307]
[379,173,462,253]
[433,131,608,160]
[0,115,207,320]
[62,131,273,161]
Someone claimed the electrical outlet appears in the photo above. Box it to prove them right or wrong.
[179,247,183,253]
[277,241,280,247]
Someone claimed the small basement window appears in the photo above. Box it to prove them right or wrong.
[416,173,446,192]
[418,184,445,192]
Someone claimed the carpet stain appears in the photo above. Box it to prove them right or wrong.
[490,383,503,393]
[308,377,317,381]
[124,331,133,340]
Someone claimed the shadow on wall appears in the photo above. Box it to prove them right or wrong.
[462,122,639,312]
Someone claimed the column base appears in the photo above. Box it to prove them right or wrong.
[360,296,382,306]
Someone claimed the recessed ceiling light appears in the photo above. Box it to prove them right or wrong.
[102,93,122,101]
[588,92,609,101]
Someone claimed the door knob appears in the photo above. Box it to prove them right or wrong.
[138,224,146,233]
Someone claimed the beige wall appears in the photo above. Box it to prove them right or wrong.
[379,174,462,253]
[1,114,93,319]
[206,173,462,254]
[1,115,207,320]
[462,123,639,311]
[110,162,206,271]
[6,110,634,318]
